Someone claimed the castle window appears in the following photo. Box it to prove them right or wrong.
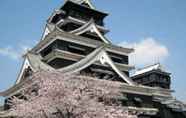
[134,97,142,103]
[111,55,123,63]
[108,52,129,64]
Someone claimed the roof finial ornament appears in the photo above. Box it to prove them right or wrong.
[65,0,95,9]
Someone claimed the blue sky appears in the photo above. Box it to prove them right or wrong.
[0,0,186,102]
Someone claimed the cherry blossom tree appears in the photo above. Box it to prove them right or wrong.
[7,71,137,118]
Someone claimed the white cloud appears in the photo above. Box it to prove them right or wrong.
[0,45,31,60]
[0,39,38,60]
[0,47,19,60]
[120,37,169,67]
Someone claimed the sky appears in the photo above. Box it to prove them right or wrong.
[0,0,186,103]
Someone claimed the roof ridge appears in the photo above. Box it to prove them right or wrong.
[137,63,161,71]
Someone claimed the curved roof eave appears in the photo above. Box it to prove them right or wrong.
[16,53,55,84]
[59,45,136,86]
[70,18,111,44]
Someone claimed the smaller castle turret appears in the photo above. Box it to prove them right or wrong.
[131,63,171,89]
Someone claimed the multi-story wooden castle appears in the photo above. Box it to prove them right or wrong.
[0,0,186,117]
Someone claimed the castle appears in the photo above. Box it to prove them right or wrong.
[0,0,185,117]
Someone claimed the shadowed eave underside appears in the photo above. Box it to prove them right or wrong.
[31,28,134,56]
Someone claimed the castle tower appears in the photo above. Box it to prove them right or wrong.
[16,0,136,85]
[132,63,171,89]
[0,1,185,118]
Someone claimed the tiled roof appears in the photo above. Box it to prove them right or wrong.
[132,63,169,77]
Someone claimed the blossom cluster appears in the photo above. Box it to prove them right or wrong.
[8,71,137,118]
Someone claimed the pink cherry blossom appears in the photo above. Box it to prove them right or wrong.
[8,71,137,118]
